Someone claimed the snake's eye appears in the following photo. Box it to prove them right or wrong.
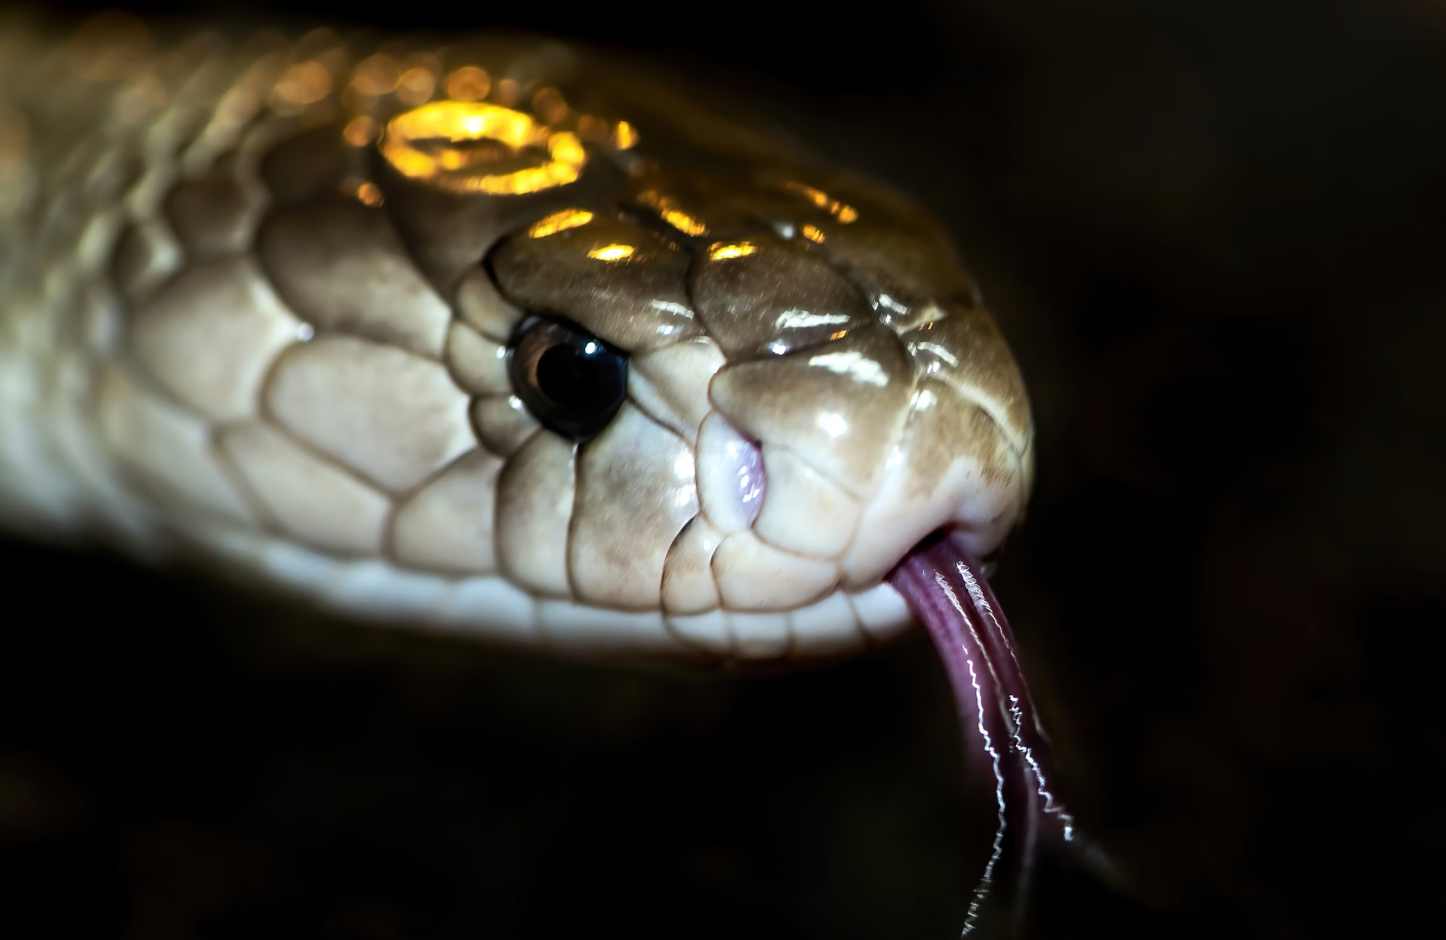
[507,316,628,442]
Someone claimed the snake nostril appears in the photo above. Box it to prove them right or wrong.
[696,410,765,533]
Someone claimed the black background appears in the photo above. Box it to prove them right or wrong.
[3,2,1443,937]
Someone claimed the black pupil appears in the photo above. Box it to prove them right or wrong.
[508,317,627,442]
[536,343,610,410]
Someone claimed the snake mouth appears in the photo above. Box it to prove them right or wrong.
[667,396,1027,660]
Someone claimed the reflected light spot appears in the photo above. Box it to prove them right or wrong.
[876,293,908,316]
[272,60,332,108]
[352,53,400,96]
[650,300,694,318]
[663,209,707,237]
[914,340,959,368]
[782,181,858,224]
[708,241,757,262]
[438,149,470,171]
[354,181,383,207]
[898,303,948,331]
[396,66,437,105]
[530,209,594,238]
[636,189,707,236]
[614,120,639,149]
[382,102,587,195]
[801,223,826,243]
[532,87,570,123]
[445,65,491,101]
[775,310,850,330]
[549,132,586,166]
[672,450,695,481]
[587,243,636,262]
[807,350,888,386]
[816,411,848,438]
[342,115,377,147]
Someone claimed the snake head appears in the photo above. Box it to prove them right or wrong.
[75,42,1031,661]
[474,178,1032,657]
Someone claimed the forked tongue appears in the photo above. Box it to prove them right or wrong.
[888,530,1087,937]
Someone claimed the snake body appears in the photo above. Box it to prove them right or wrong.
[0,12,1034,662]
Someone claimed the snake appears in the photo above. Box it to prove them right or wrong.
[0,10,1086,934]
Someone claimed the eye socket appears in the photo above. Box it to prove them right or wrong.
[507,316,628,442]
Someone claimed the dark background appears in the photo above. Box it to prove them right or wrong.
[4,2,1443,937]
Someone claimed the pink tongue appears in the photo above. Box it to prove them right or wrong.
[888,531,1079,936]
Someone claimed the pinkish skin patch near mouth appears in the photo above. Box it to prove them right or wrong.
[696,412,766,531]
[731,435,765,524]
[888,530,1101,936]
